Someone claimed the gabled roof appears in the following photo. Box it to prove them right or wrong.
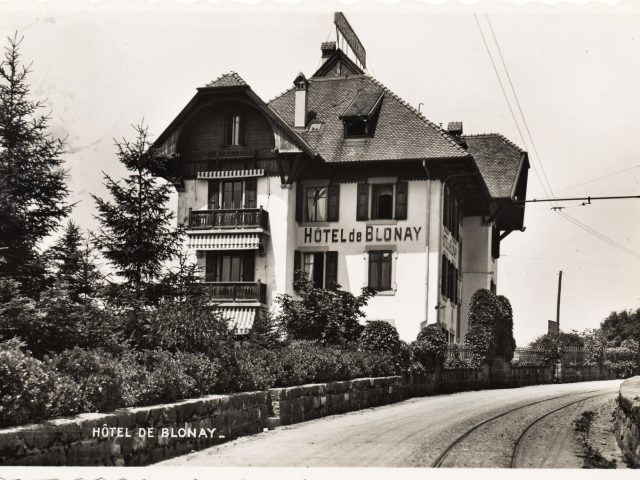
[462,133,527,199]
[268,75,470,163]
[205,71,248,88]
[340,86,384,118]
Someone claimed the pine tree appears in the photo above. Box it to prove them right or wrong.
[47,219,101,302]
[0,34,71,295]
[92,124,183,304]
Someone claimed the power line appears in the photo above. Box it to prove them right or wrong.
[485,14,559,209]
[473,14,553,203]
[521,194,640,203]
[556,211,640,261]
[555,164,640,193]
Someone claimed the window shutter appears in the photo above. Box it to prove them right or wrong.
[325,251,338,288]
[356,183,369,221]
[293,250,302,291]
[395,181,408,220]
[440,254,448,298]
[295,182,304,223]
[327,184,340,222]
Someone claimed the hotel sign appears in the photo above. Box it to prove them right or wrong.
[334,12,367,68]
[302,226,422,244]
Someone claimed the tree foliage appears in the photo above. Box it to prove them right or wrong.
[413,324,448,372]
[46,220,102,302]
[92,124,183,303]
[600,308,640,346]
[358,320,401,355]
[0,34,71,295]
[464,289,500,367]
[276,275,375,345]
[495,295,517,361]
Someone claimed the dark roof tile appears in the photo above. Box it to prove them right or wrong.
[205,72,248,88]
[269,75,469,163]
[462,133,525,199]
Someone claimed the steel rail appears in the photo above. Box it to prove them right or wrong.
[510,391,615,468]
[431,389,602,468]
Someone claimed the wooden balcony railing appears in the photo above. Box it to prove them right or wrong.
[201,281,267,304]
[188,208,269,231]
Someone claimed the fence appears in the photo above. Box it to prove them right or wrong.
[444,345,637,370]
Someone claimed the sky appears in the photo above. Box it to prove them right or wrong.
[1,1,639,345]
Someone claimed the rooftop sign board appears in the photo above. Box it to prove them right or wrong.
[334,12,367,68]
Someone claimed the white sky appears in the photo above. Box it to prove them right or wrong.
[1,1,639,345]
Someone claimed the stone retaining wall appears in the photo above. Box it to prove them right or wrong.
[0,391,268,466]
[0,364,620,466]
[615,376,640,467]
[268,376,403,426]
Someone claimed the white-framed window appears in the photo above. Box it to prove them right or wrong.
[305,186,327,222]
[368,250,393,291]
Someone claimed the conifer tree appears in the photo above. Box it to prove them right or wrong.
[0,34,71,295]
[47,219,101,302]
[92,124,183,304]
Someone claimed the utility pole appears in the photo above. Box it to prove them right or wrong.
[556,270,563,331]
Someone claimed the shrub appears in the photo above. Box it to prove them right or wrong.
[465,289,500,367]
[0,338,86,427]
[413,324,448,372]
[276,278,375,345]
[51,347,129,412]
[358,321,401,355]
[529,331,585,364]
[495,295,516,361]
[604,345,638,378]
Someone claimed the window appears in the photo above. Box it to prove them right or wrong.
[224,115,243,146]
[371,184,394,220]
[443,185,461,239]
[440,254,459,304]
[344,116,368,137]
[299,184,340,223]
[368,251,392,291]
[293,250,338,289]
[209,179,257,210]
[205,252,255,282]
[305,187,327,222]
[356,181,408,221]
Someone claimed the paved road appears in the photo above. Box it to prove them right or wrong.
[159,379,621,468]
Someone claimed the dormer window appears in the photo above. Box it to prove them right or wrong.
[224,114,243,146]
[340,88,384,139]
[344,116,368,137]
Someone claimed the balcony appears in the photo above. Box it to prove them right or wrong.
[188,208,269,231]
[201,281,267,304]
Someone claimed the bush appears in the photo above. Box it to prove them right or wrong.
[0,339,84,427]
[51,347,129,412]
[276,278,375,345]
[358,321,401,355]
[495,295,516,361]
[604,345,638,378]
[465,289,500,367]
[413,324,447,372]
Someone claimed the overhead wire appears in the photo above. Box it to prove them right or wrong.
[479,14,639,261]
[473,14,553,203]
[555,164,640,193]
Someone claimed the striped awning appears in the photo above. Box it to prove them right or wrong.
[197,169,264,180]
[187,233,261,250]
[219,307,257,335]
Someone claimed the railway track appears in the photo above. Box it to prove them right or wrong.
[432,389,611,468]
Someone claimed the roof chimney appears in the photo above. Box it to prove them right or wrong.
[321,41,336,59]
[447,121,463,136]
[293,73,309,129]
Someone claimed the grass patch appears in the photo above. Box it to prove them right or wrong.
[574,410,616,469]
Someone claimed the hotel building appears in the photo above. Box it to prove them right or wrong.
[152,31,529,343]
